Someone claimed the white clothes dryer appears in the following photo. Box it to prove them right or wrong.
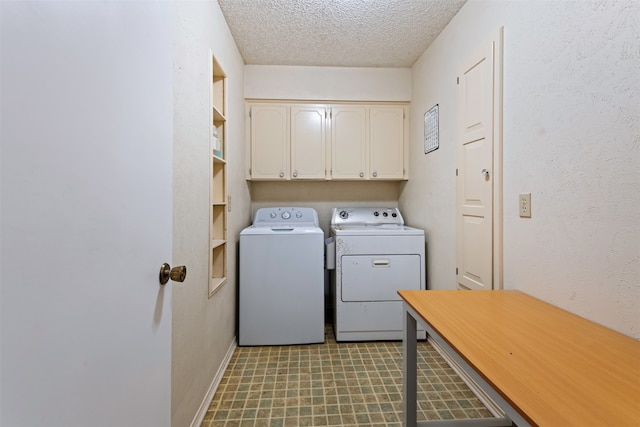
[329,207,426,341]
[239,207,324,346]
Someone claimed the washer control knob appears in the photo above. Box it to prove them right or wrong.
[270,212,277,218]
[373,211,379,217]
[392,213,397,218]
[383,212,388,217]
[295,212,303,218]
[281,211,291,220]
[339,210,349,219]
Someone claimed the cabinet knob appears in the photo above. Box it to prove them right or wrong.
[359,172,364,178]
[293,171,298,178]
[279,171,285,178]
[372,171,378,178]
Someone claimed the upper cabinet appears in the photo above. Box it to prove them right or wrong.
[249,104,289,180]
[330,106,367,179]
[369,106,406,179]
[291,105,327,179]
[247,102,408,181]
[248,103,328,180]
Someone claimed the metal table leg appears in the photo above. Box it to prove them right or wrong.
[403,303,418,427]
[401,302,517,427]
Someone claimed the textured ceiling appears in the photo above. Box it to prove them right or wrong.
[217,0,467,68]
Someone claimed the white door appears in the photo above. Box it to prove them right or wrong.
[1,3,173,426]
[456,39,495,290]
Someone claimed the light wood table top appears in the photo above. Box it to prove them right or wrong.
[398,290,640,426]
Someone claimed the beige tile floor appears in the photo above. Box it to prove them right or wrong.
[201,326,493,426]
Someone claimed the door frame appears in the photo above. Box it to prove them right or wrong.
[492,27,504,290]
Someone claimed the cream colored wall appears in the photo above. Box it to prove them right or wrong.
[402,0,639,338]
[245,65,411,101]
[173,2,251,426]
[246,65,411,232]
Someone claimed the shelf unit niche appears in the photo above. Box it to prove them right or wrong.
[210,53,227,297]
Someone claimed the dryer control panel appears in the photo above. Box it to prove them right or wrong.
[331,207,404,227]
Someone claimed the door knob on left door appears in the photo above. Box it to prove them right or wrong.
[159,263,187,285]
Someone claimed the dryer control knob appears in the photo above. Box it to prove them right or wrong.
[339,210,349,219]
[281,211,291,219]
[270,212,277,218]
[295,212,303,218]
[373,211,379,216]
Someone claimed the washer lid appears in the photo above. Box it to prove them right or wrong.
[241,226,323,236]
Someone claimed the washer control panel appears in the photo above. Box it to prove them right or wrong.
[253,207,319,226]
[331,207,404,226]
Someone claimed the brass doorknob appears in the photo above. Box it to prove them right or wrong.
[159,263,187,285]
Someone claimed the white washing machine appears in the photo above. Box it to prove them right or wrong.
[329,207,426,341]
[239,207,324,346]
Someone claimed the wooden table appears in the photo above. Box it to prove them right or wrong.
[399,290,640,427]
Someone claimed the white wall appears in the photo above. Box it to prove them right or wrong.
[245,65,411,101]
[172,2,250,426]
[402,0,640,338]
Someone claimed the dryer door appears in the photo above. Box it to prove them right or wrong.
[340,254,421,302]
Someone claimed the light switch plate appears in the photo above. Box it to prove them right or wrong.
[519,193,531,218]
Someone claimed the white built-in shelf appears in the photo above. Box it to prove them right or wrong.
[209,53,228,298]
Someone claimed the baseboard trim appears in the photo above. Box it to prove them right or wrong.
[428,336,505,418]
[189,337,237,427]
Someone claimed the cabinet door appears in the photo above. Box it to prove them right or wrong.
[291,105,326,179]
[331,106,367,179]
[250,104,289,180]
[369,106,405,179]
